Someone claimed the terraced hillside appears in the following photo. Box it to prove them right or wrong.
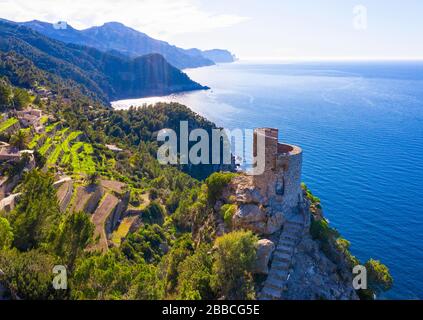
[111,216,138,246]
[70,142,96,175]
[46,127,69,165]
[54,176,132,252]
[69,184,103,213]
[0,117,19,134]
[31,122,96,176]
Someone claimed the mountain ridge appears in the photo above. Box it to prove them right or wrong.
[19,20,236,69]
[0,20,208,103]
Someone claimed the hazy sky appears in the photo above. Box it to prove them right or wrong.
[1,0,422,60]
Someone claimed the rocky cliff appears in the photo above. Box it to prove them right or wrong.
[211,128,359,300]
[215,175,358,300]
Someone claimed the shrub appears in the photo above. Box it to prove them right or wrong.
[310,218,340,260]
[129,189,143,207]
[165,191,180,214]
[211,230,257,300]
[0,248,67,299]
[365,259,393,292]
[141,202,165,225]
[302,183,321,205]
[336,237,359,267]
[220,204,237,229]
[176,244,213,300]
[0,217,13,249]
[121,224,168,263]
[149,188,159,201]
[310,218,339,243]
[205,172,236,204]
[86,172,100,186]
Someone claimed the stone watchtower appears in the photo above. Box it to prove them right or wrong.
[253,128,303,215]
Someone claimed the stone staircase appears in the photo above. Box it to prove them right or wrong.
[259,214,305,300]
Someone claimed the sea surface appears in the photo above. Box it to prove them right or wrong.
[112,61,423,299]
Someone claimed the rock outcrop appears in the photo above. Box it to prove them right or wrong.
[254,239,275,275]
[222,174,290,235]
[281,235,359,300]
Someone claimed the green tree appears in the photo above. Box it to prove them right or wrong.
[33,150,46,168]
[71,249,163,300]
[141,201,165,225]
[176,244,213,300]
[9,170,60,250]
[71,250,132,300]
[0,217,14,249]
[205,172,235,204]
[165,191,180,214]
[0,77,12,108]
[121,224,168,263]
[9,130,29,150]
[220,204,237,229]
[161,235,194,295]
[86,172,100,186]
[0,248,66,300]
[53,212,94,270]
[12,88,31,110]
[130,264,164,300]
[149,187,159,201]
[211,230,257,300]
[366,259,393,293]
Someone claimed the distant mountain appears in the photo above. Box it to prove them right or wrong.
[20,21,211,69]
[20,20,236,69]
[0,20,207,103]
[202,49,237,63]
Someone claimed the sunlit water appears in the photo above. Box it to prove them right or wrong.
[112,61,423,299]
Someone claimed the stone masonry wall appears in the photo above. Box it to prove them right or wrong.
[273,146,303,214]
[222,128,304,235]
[252,128,303,215]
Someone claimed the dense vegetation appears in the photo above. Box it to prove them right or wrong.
[0,20,206,104]
[0,76,32,111]
[0,168,259,300]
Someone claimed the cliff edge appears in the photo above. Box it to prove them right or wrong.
[214,128,359,300]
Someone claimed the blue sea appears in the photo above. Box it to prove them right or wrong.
[113,61,423,299]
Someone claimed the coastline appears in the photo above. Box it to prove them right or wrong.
[110,61,418,298]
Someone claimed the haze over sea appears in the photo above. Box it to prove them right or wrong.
[113,61,423,299]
